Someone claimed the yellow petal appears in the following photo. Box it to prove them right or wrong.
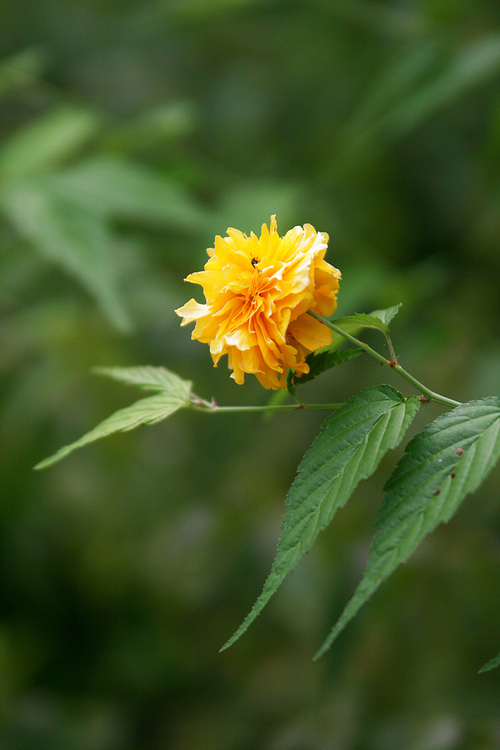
[175,298,209,324]
[288,313,332,352]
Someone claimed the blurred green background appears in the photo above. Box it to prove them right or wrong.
[1,1,499,748]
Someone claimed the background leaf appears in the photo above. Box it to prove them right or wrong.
[315,397,500,659]
[221,385,420,651]
[0,48,46,99]
[2,183,131,330]
[390,35,500,136]
[44,157,211,233]
[0,108,101,179]
[479,652,500,673]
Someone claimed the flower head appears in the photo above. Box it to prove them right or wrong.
[175,215,341,389]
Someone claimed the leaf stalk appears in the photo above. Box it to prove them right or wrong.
[308,310,461,408]
[190,396,343,413]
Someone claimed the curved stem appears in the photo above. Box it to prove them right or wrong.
[390,365,461,407]
[308,310,461,408]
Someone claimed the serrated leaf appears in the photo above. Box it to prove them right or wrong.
[287,348,363,396]
[479,652,500,673]
[325,306,401,352]
[315,397,500,660]
[34,389,191,470]
[92,366,192,397]
[221,385,420,652]
[370,304,402,325]
[336,313,390,334]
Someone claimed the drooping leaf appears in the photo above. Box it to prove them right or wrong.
[34,390,192,471]
[0,107,100,179]
[287,348,364,396]
[2,184,131,331]
[390,35,500,136]
[92,366,192,397]
[341,34,500,154]
[44,157,211,233]
[315,397,500,660]
[221,385,420,651]
[326,305,401,352]
[479,652,500,674]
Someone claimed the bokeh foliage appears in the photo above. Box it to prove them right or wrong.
[1,1,499,748]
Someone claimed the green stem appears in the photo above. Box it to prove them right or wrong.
[308,310,461,408]
[190,399,343,413]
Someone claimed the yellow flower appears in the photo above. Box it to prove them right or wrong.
[175,215,341,389]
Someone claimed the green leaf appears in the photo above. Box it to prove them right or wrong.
[341,43,437,141]
[369,304,402,325]
[0,107,100,179]
[35,367,192,469]
[315,397,500,660]
[100,101,198,152]
[479,652,500,674]
[35,393,191,471]
[335,313,390,334]
[325,305,401,352]
[44,157,211,233]
[0,48,47,100]
[167,0,271,21]
[287,348,363,396]
[92,366,192,397]
[2,184,131,331]
[390,35,500,136]
[221,385,420,652]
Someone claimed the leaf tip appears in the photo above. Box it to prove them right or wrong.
[219,633,238,653]
[90,366,113,378]
[478,652,500,673]
[33,455,56,471]
[313,633,336,661]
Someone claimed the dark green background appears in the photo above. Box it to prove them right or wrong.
[1,1,499,748]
